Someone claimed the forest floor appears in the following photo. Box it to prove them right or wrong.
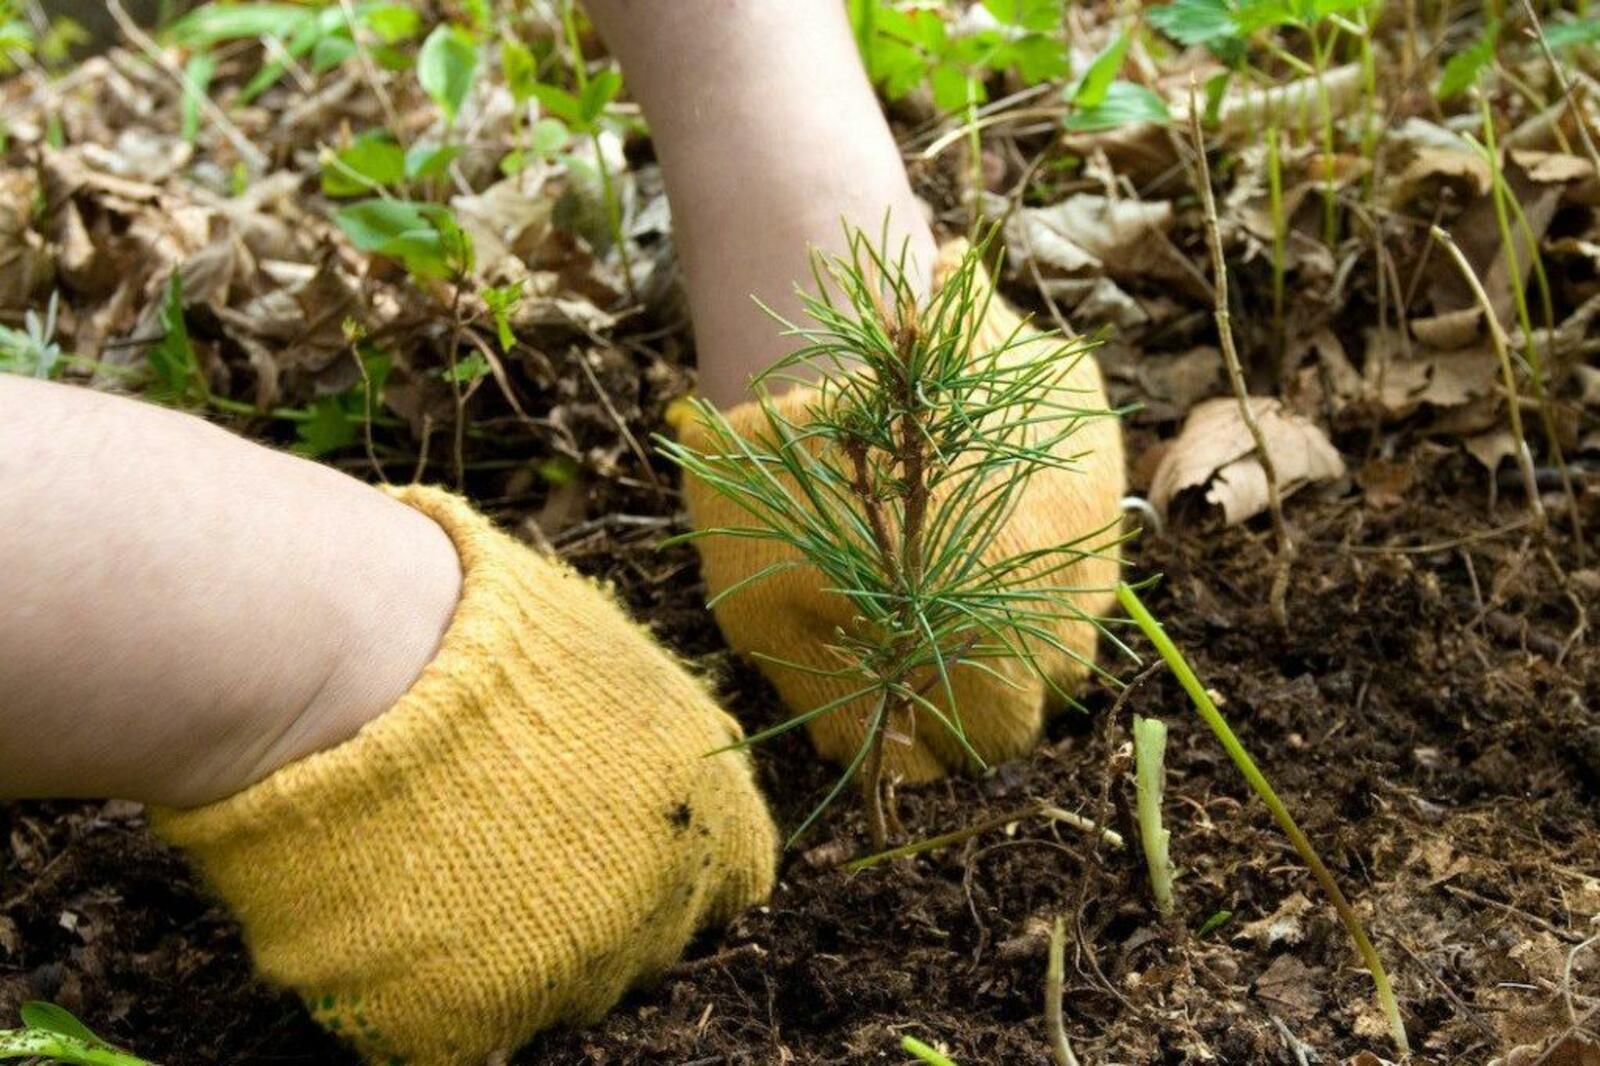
[2,2,1600,1063]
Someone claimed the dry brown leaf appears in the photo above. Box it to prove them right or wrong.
[1426,153,1564,332]
[1464,429,1520,475]
[1490,1034,1600,1066]
[1253,953,1324,1016]
[1148,396,1347,526]
[1003,194,1199,294]
[1234,891,1315,949]
[1392,146,1493,207]
[1364,330,1499,417]
[0,168,53,311]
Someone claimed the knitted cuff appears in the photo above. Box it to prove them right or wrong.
[152,486,776,1065]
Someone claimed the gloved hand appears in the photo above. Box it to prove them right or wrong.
[153,486,778,1066]
[681,240,1126,782]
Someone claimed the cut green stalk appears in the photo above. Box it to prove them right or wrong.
[1045,916,1081,1066]
[901,1035,960,1066]
[1133,714,1175,918]
[1115,583,1409,1056]
[0,1031,151,1065]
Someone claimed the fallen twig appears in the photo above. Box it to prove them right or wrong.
[1187,79,1294,627]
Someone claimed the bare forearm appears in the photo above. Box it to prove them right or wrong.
[0,377,459,806]
[584,0,934,404]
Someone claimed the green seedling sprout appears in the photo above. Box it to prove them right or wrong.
[660,227,1125,850]
[0,1002,153,1066]
[901,1035,960,1066]
[1045,916,1081,1066]
[1116,583,1408,1055]
[1133,714,1175,918]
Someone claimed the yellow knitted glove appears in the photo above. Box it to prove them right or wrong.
[681,241,1126,782]
[151,486,777,1066]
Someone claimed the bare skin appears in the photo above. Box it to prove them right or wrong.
[0,0,935,805]
[0,376,461,807]
[583,0,937,406]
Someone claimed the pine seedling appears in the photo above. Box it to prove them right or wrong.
[659,228,1124,850]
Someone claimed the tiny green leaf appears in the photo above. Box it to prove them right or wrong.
[20,1002,100,1044]
[1437,19,1498,100]
[579,68,623,125]
[1070,29,1131,108]
[323,133,407,197]
[405,143,463,181]
[1065,80,1170,131]
[503,39,537,103]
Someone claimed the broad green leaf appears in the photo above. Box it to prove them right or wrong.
[20,1002,100,1044]
[1232,0,1300,32]
[1070,29,1131,107]
[502,39,537,103]
[1437,19,1498,100]
[1005,34,1070,83]
[1065,80,1170,131]
[418,24,479,122]
[334,199,462,277]
[1546,17,1600,50]
[579,68,623,125]
[929,63,978,113]
[323,132,406,197]
[1147,0,1239,46]
[334,199,429,249]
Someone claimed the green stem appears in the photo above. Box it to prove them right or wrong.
[1115,583,1409,1056]
[901,1035,960,1066]
[0,1030,152,1066]
[1133,714,1175,917]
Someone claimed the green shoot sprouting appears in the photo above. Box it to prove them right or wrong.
[901,1035,960,1066]
[1133,714,1175,918]
[659,228,1124,850]
[0,1002,152,1066]
[1116,583,1408,1056]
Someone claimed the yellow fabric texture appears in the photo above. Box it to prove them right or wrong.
[681,240,1126,782]
[151,485,778,1066]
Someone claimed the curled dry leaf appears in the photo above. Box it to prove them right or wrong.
[1001,193,1201,295]
[1148,396,1346,526]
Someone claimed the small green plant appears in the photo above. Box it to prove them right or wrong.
[0,291,63,378]
[0,1002,151,1066]
[1148,0,1381,243]
[1132,713,1175,918]
[850,0,1069,114]
[660,229,1122,850]
[1116,582,1408,1055]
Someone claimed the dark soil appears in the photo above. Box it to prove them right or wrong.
[4,432,1597,1063]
